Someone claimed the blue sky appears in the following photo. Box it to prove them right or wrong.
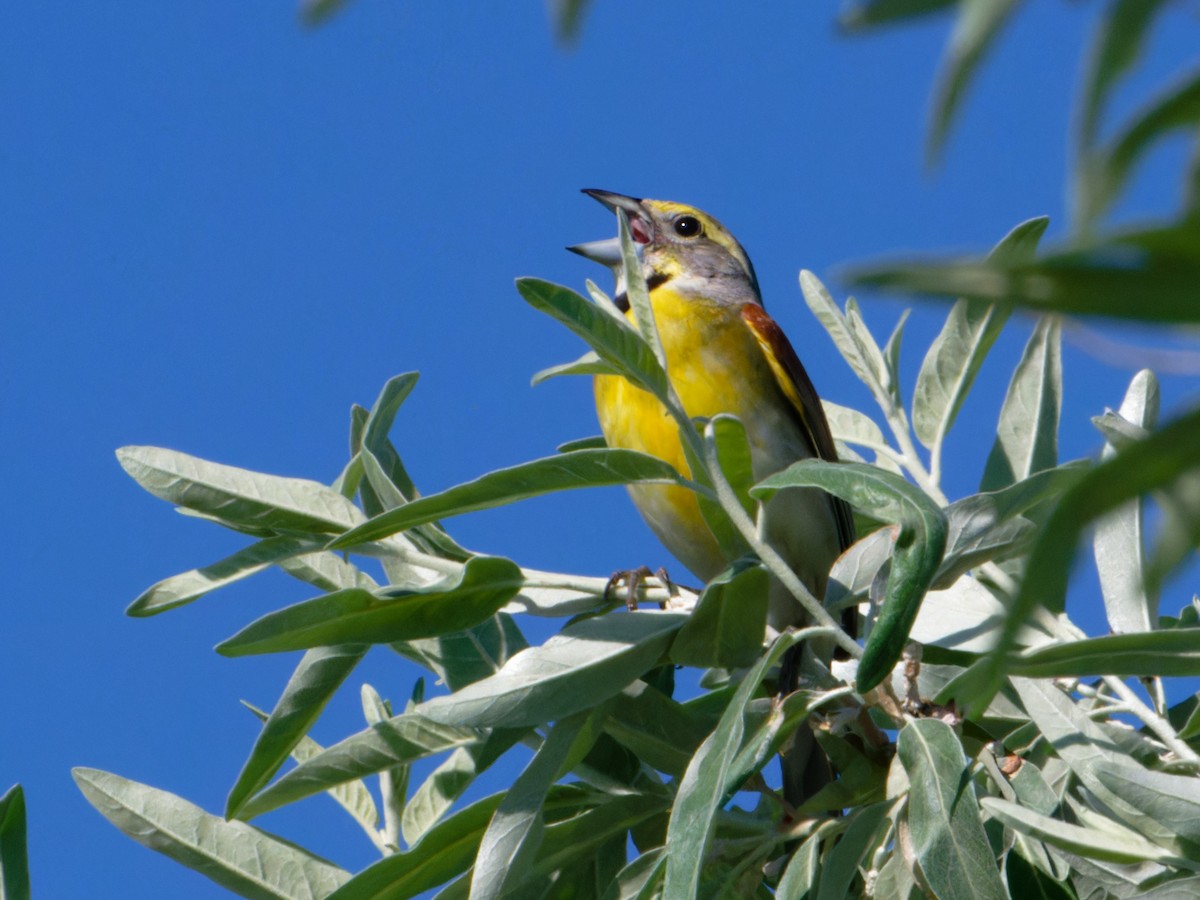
[4,2,1199,896]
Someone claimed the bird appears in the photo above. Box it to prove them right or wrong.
[569,189,855,808]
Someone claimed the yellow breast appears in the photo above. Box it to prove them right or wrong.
[593,288,801,580]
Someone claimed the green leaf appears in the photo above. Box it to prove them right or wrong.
[1004,835,1075,900]
[327,792,506,900]
[775,828,822,899]
[547,0,592,43]
[72,768,349,898]
[671,560,767,669]
[839,0,957,32]
[401,728,527,845]
[1010,630,1200,678]
[127,536,323,616]
[980,316,1061,492]
[928,0,1025,163]
[236,713,481,821]
[602,680,715,778]
[417,611,687,728]
[299,0,349,27]
[959,407,1200,712]
[662,629,814,900]
[1094,370,1159,635]
[898,719,1007,900]
[1083,67,1200,224]
[981,797,1195,869]
[398,613,529,693]
[1011,678,1184,852]
[117,446,364,536]
[225,644,367,818]
[616,209,667,371]
[532,351,619,386]
[362,373,420,466]
[800,271,890,401]
[217,556,524,656]
[912,216,1049,452]
[0,785,30,900]
[469,714,588,900]
[516,278,668,401]
[1077,0,1172,151]
[1094,762,1200,845]
[754,460,948,692]
[329,449,687,550]
[695,415,756,558]
[815,801,893,900]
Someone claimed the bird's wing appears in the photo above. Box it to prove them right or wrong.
[740,303,856,553]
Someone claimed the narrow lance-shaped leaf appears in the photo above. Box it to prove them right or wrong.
[516,278,669,401]
[1010,629,1200,679]
[898,719,1007,900]
[127,536,324,617]
[469,713,589,900]
[670,559,768,670]
[329,448,688,550]
[226,644,367,818]
[1094,369,1159,635]
[980,316,1061,492]
[912,216,1048,452]
[416,611,688,729]
[952,407,1200,714]
[927,0,1025,163]
[236,712,482,822]
[839,0,957,32]
[73,768,349,898]
[117,446,364,535]
[0,785,30,900]
[753,460,948,692]
[662,629,814,900]
[217,556,524,656]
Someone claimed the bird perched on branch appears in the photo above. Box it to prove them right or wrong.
[570,189,855,807]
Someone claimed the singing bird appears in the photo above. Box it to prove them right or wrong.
[570,190,855,804]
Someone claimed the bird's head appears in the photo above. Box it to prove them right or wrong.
[569,190,760,303]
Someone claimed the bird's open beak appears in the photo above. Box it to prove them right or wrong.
[567,189,653,265]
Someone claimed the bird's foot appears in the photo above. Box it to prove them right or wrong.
[604,565,674,611]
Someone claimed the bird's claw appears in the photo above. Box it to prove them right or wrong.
[604,566,673,610]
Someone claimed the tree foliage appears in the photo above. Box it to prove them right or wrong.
[44,1,1200,898]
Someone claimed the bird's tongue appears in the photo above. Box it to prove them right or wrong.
[630,216,652,244]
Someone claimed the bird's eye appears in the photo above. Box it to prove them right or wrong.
[673,215,702,238]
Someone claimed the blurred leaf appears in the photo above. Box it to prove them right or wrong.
[928,0,1025,162]
[980,316,1061,492]
[73,768,349,898]
[236,713,481,821]
[470,714,588,900]
[913,216,1048,452]
[839,0,957,32]
[417,611,687,728]
[847,225,1200,323]
[1078,0,1172,150]
[517,278,668,401]
[217,556,523,656]
[1010,630,1200,678]
[671,560,767,669]
[117,445,364,535]
[1082,67,1200,224]
[1094,370,1159,634]
[662,629,812,899]
[755,460,948,691]
[1094,762,1200,845]
[959,407,1200,712]
[981,797,1193,868]
[548,0,593,44]
[329,448,687,549]
[127,536,323,616]
[226,644,367,818]
[898,719,1007,900]
[299,0,349,27]
[0,785,29,900]
[939,460,1087,585]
